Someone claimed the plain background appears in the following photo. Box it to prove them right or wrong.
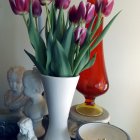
[0,0,140,140]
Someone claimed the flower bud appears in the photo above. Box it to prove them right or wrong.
[85,2,95,23]
[96,0,114,16]
[55,0,71,9]
[9,0,29,15]
[69,6,79,23]
[77,1,86,20]
[74,27,87,46]
[32,0,42,17]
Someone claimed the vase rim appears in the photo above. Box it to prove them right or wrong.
[41,74,80,79]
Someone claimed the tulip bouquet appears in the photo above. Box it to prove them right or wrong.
[9,0,119,77]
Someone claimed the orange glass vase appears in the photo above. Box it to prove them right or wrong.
[76,0,109,117]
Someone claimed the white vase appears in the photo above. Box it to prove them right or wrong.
[41,75,79,140]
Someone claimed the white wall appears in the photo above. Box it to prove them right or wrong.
[0,0,140,139]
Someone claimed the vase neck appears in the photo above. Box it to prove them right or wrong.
[85,98,95,105]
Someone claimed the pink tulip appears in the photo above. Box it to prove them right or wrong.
[9,0,29,15]
[32,0,42,17]
[55,0,71,9]
[69,2,95,24]
[74,27,87,46]
[85,2,95,23]
[95,0,114,16]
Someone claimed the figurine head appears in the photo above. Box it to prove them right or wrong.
[7,66,25,94]
[23,70,43,98]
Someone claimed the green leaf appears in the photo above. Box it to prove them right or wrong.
[73,11,121,73]
[45,17,49,40]
[54,9,65,41]
[46,31,54,75]
[90,8,102,40]
[28,2,46,68]
[87,15,96,34]
[73,49,90,76]
[82,54,96,71]
[65,16,70,31]
[68,37,76,70]
[49,3,57,33]
[24,50,47,75]
[90,11,121,51]
[61,24,74,57]
[51,40,72,77]
[45,3,51,40]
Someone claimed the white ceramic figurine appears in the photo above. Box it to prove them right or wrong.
[4,66,28,113]
[23,69,47,138]
[17,117,37,140]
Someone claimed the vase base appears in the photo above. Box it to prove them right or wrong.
[76,103,103,117]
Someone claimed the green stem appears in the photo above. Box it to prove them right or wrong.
[35,17,38,32]
[45,3,51,30]
[22,14,27,28]
[76,44,80,58]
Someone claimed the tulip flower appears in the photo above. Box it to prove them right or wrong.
[77,1,86,20]
[95,0,114,16]
[55,0,71,9]
[32,0,42,17]
[9,0,29,15]
[69,2,95,24]
[85,2,95,23]
[69,6,79,23]
[74,27,87,46]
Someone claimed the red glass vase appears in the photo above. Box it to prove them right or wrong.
[76,0,109,117]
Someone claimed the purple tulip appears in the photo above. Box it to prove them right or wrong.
[69,6,79,23]
[77,1,86,20]
[9,0,29,15]
[55,0,71,9]
[95,0,114,16]
[32,0,42,17]
[74,27,87,46]
[69,2,95,24]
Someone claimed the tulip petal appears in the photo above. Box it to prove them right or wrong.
[103,0,114,16]
[32,0,42,17]
[24,0,29,12]
[79,28,87,45]
[9,0,29,14]
[77,1,86,20]
[9,0,18,14]
[85,3,95,23]
[74,27,87,46]
[74,27,81,42]
[15,0,23,11]
[55,0,71,9]
[69,5,78,23]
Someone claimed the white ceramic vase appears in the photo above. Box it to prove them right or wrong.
[41,75,79,140]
